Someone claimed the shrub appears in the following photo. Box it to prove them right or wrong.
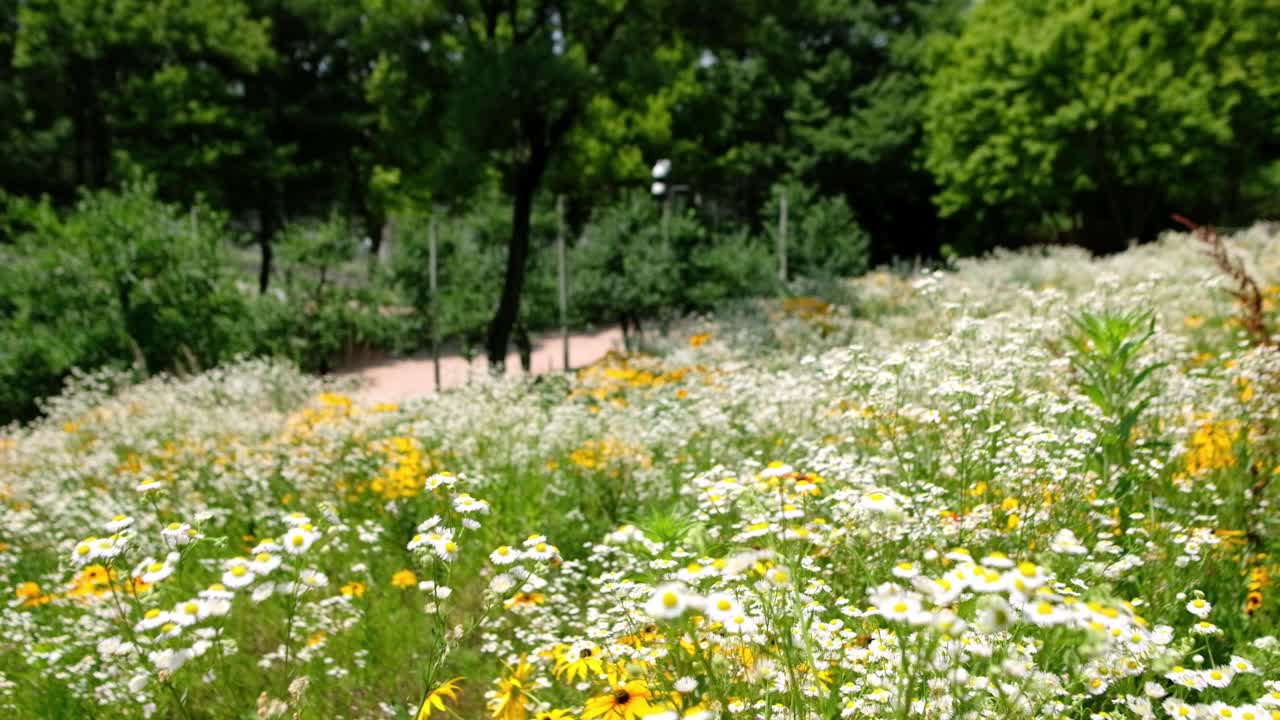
[571,193,686,342]
[762,180,870,280]
[253,215,405,372]
[0,178,251,423]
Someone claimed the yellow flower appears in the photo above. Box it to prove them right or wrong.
[416,677,462,720]
[582,680,653,720]
[688,332,712,348]
[392,570,418,588]
[67,564,115,600]
[340,581,367,598]
[15,581,53,607]
[487,659,533,720]
[1238,377,1255,402]
[504,592,546,609]
[1185,417,1240,475]
[555,645,604,683]
[317,392,353,408]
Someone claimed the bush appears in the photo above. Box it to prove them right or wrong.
[682,227,780,310]
[0,178,252,423]
[762,180,870,280]
[571,193,685,339]
[252,215,406,372]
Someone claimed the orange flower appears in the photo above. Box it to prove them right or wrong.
[15,581,53,608]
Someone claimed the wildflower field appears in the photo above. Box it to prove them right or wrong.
[5,226,1280,720]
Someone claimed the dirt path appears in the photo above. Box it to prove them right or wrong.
[339,325,625,403]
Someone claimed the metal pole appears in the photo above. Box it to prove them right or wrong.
[429,216,441,390]
[557,195,570,372]
[778,189,788,283]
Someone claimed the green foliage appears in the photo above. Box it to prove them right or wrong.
[924,0,1280,251]
[389,189,562,354]
[682,229,780,311]
[1066,309,1166,505]
[10,0,272,199]
[254,216,404,372]
[667,1,963,261]
[0,179,251,422]
[570,193,684,330]
[762,180,869,280]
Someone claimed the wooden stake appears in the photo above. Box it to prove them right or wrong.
[429,217,441,390]
[557,195,569,372]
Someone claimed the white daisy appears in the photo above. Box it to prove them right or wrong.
[250,551,282,575]
[1186,597,1212,618]
[705,593,742,623]
[645,583,695,620]
[104,514,134,533]
[489,574,515,594]
[452,493,490,514]
[138,555,177,585]
[282,527,319,555]
[525,541,558,562]
[149,648,191,673]
[489,545,521,565]
[221,559,255,589]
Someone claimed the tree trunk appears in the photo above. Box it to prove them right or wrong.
[486,147,548,370]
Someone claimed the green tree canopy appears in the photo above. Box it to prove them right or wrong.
[367,0,760,367]
[924,0,1280,252]
[11,0,272,196]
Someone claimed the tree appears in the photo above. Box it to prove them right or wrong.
[369,0,754,369]
[924,0,1280,252]
[11,0,272,197]
[235,0,386,291]
[664,1,963,262]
